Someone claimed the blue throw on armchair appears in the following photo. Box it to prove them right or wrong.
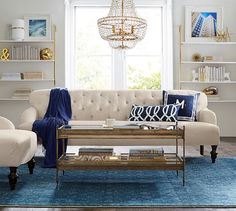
[32,88,72,168]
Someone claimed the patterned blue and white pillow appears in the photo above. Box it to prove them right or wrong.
[129,104,180,122]
[163,91,199,121]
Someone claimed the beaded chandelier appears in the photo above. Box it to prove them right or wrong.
[97,0,147,49]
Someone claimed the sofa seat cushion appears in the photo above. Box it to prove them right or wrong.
[67,120,220,146]
[18,121,34,131]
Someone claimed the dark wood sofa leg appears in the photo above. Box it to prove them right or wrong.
[211,145,218,163]
[200,145,204,155]
[8,167,18,190]
[28,157,36,174]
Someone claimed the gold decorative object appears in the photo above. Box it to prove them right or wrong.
[215,27,231,42]
[40,48,53,60]
[192,53,202,62]
[203,86,218,95]
[97,0,147,49]
[0,48,10,60]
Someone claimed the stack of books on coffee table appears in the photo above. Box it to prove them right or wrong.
[129,147,165,160]
[77,148,114,161]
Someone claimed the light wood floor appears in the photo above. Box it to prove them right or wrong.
[1,137,236,211]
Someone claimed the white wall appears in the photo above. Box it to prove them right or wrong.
[0,0,65,86]
[173,0,236,87]
[0,0,65,125]
[173,0,236,136]
[0,0,235,136]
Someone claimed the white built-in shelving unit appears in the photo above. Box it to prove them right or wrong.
[0,28,56,102]
[178,26,236,136]
[179,25,236,102]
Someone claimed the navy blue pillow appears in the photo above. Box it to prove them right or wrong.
[163,91,199,121]
[129,104,180,122]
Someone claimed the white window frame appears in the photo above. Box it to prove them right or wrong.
[65,0,173,90]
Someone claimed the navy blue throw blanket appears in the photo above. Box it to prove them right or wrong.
[33,88,72,168]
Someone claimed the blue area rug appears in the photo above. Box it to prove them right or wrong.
[0,157,236,207]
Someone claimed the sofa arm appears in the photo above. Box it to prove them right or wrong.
[0,116,15,129]
[18,107,38,130]
[198,108,217,125]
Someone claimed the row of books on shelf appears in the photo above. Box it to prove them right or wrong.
[10,45,41,60]
[1,72,43,80]
[193,66,230,82]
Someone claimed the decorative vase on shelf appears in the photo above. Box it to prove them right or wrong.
[192,70,199,82]
[11,19,24,41]
[224,72,231,81]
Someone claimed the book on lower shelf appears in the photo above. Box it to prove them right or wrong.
[12,88,32,99]
[129,147,164,156]
[129,147,164,160]
[75,155,111,161]
[79,148,114,156]
[22,72,43,80]
[1,72,22,80]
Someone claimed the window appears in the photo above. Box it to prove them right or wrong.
[75,7,112,89]
[126,7,162,90]
[66,0,173,90]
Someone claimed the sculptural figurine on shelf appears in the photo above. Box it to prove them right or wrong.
[40,48,53,60]
[215,27,231,42]
[224,72,231,81]
[0,48,10,60]
[192,70,199,82]
[203,86,218,95]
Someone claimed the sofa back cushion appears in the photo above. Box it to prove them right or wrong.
[163,90,207,118]
[29,89,207,121]
[129,104,180,122]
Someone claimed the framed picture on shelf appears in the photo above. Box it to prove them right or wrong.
[185,6,223,42]
[24,15,51,40]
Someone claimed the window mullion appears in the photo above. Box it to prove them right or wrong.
[113,49,127,89]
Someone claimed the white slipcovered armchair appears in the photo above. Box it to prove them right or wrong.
[0,116,37,190]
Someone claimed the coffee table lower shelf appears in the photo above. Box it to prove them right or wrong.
[56,153,185,185]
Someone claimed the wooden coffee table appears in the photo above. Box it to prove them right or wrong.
[56,123,185,185]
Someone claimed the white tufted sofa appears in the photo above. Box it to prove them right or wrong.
[18,89,220,162]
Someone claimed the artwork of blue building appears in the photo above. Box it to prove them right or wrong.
[191,12,217,37]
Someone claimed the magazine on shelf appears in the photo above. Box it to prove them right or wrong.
[114,122,176,130]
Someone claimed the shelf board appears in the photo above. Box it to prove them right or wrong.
[0,79,54,82]
[208,100,236,103]
[0,40,54,43]
[180,81,236,84]
[181,61,236,64]
[0,60,54,63]
[181,41,236,45]
[0,98,28,101]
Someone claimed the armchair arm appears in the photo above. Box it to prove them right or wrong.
[0,116,15,129]
[18,107,38,130]
[197,108,217,125]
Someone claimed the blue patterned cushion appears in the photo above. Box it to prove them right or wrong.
[129,104,180,122]
[163,91,199,121]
